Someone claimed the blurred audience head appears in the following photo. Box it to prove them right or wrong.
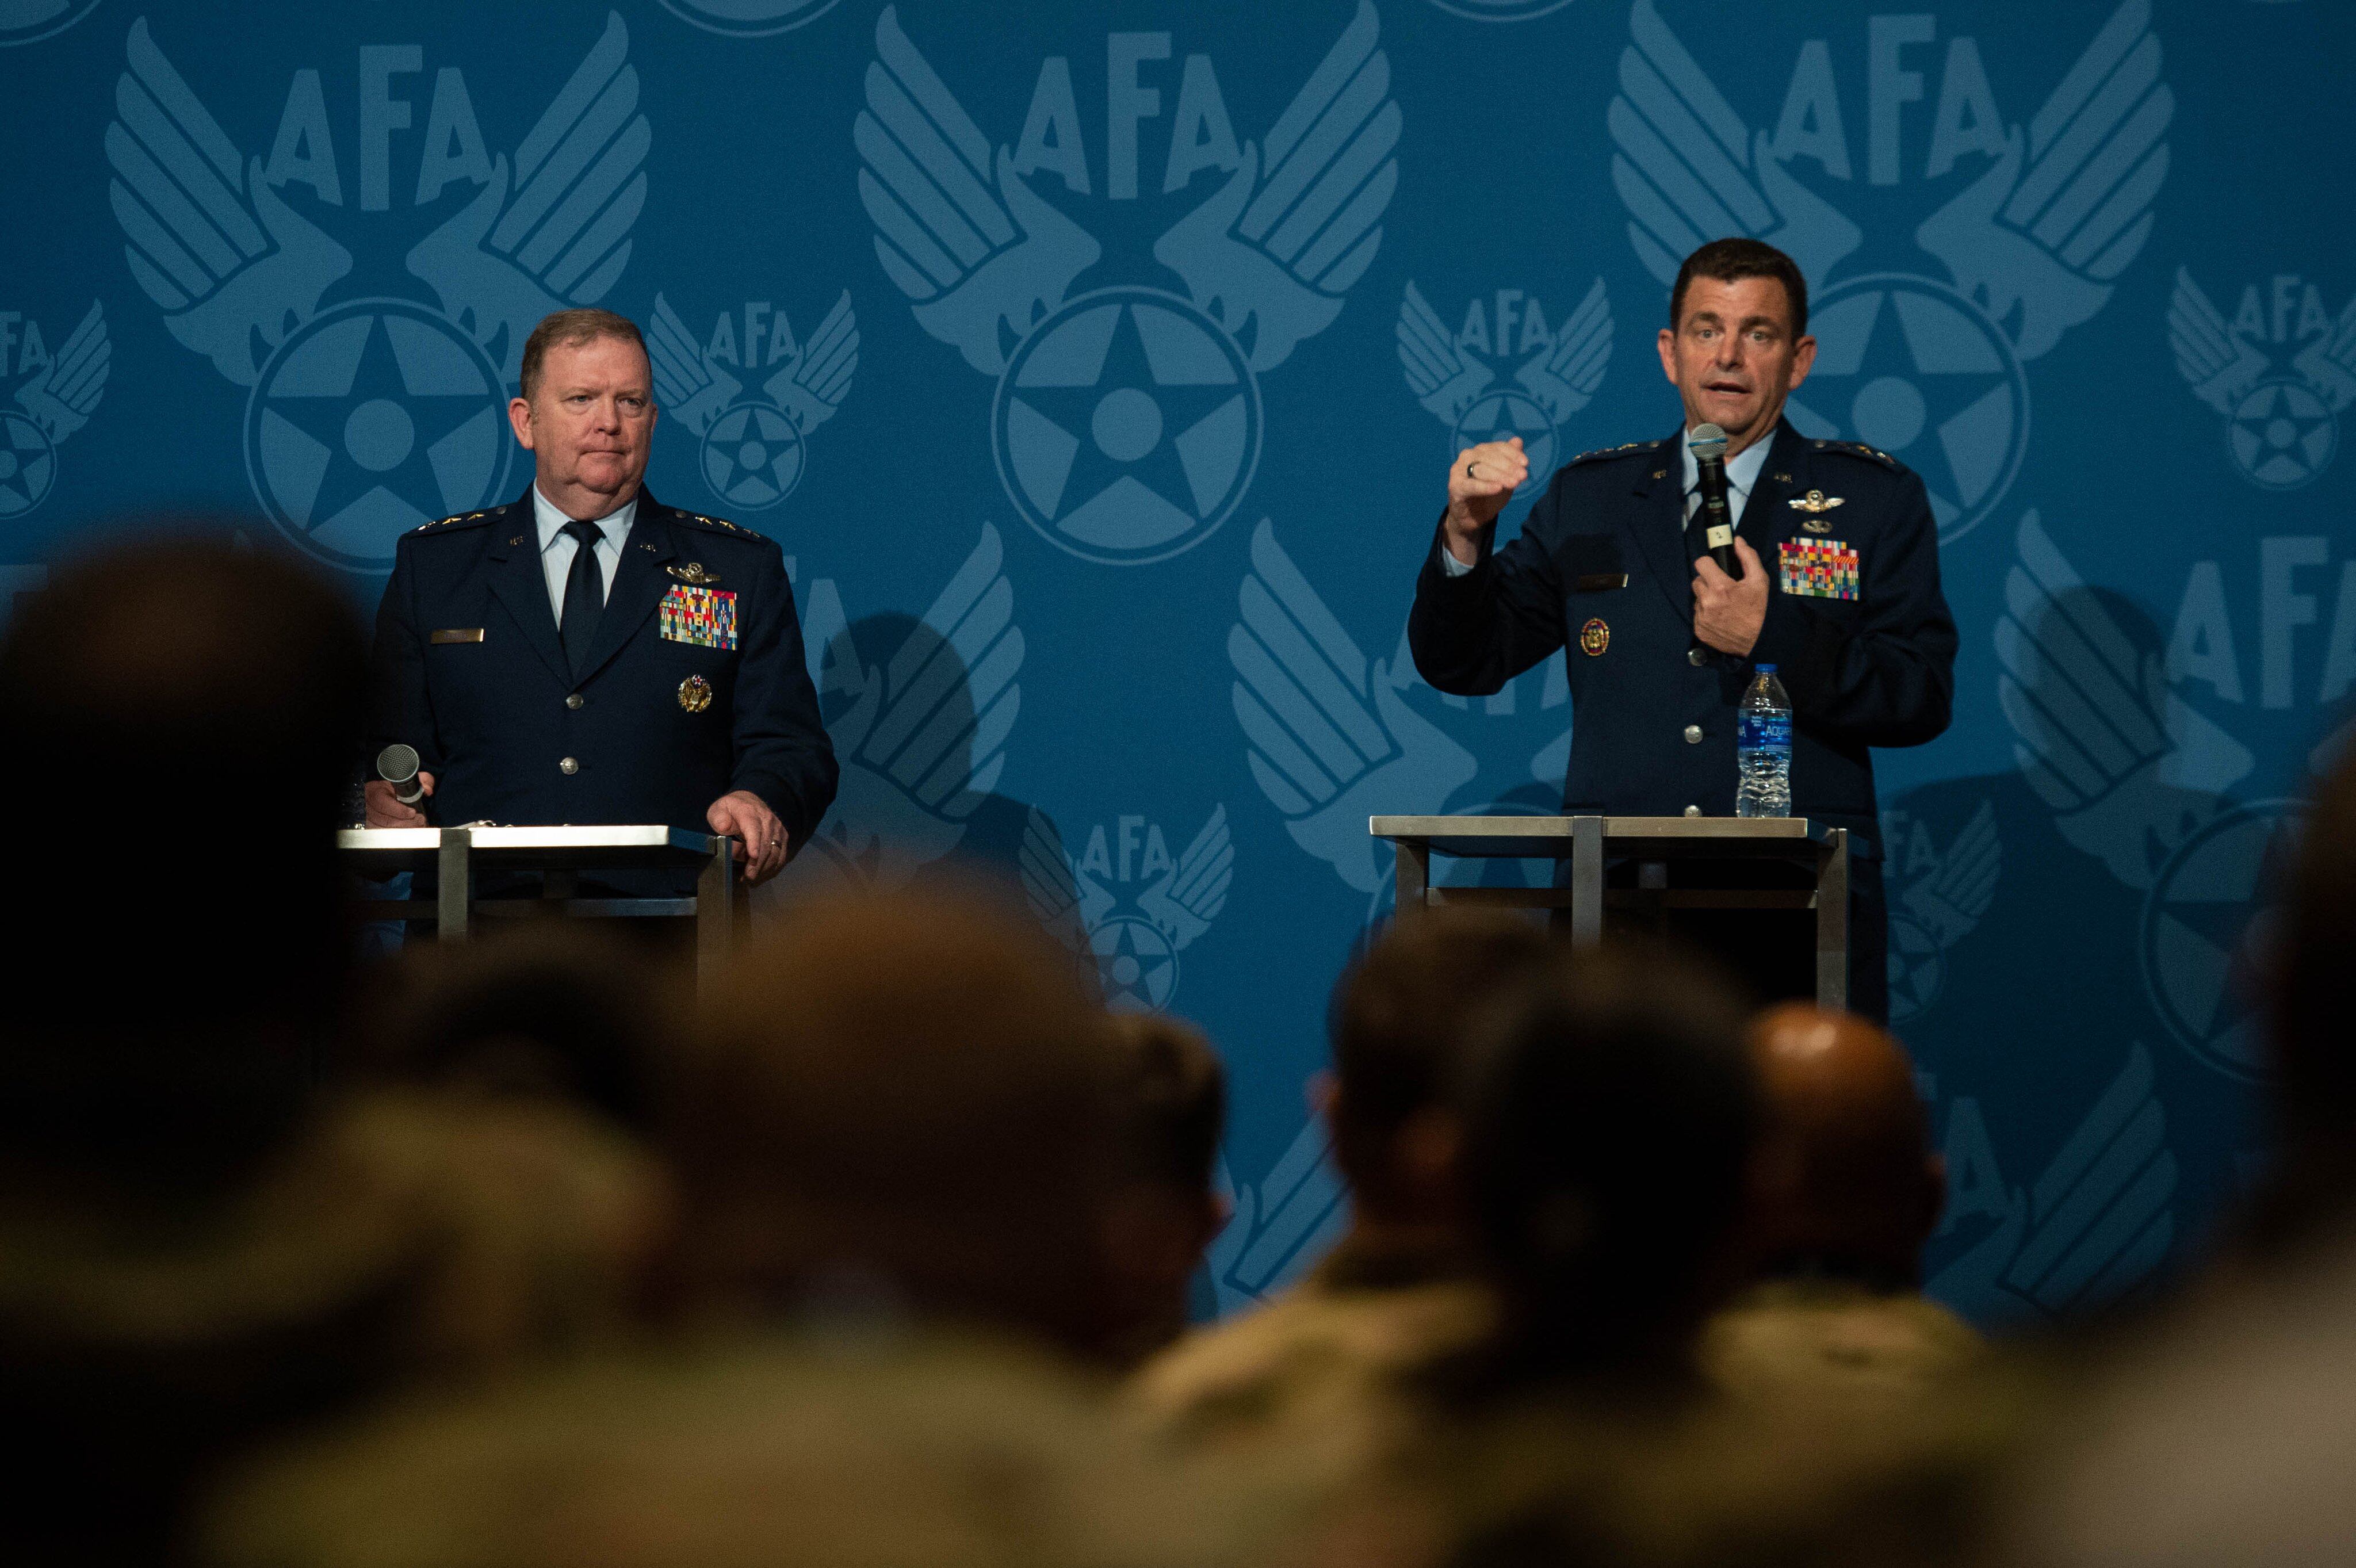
[1742,1003,1943,1289]
[2258,745,2356,1247]
[1096,1011,1230,1365]
[351,925,670,1134]
[1330,911,1556,1237]
[668,881,1117,1352]
[0,534,365,1185]
[1457,943,1758,1382]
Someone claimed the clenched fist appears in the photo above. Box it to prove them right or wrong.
[1441,437,1531,566]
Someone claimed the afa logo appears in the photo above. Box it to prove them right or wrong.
[1397,281,1612,496]
[1926,1047,2178,1328]
[1992,511,2303,1081]
[648,291,856,513]
[106,14,650,573]
[1611,0,2172,542]
[653,0,839,39]
[2169,269,2356,491]
[1879,798,2000,1023]
[0,304,109,520]
[856,3,1397,565]
[766,524,1023,900]
[1023,805,1232,1011]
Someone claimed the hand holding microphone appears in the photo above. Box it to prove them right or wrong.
[364,744,436,828]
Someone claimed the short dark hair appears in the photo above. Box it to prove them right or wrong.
[1670,238,1810,338]
[1104,1012,1227,1193]
[1330,911,1555,1213]
[519,308,647,402]
[1459,943,1758,1373]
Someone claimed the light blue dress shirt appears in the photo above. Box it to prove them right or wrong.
[531,486,638,626]
[1436,428,1777,577]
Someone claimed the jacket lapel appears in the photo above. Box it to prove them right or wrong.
[483,491,571,687]
[1740,422,1809,560]
[572,487,680,686]
[1627,432,1693,621]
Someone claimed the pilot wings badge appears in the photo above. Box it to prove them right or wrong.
[856,3,1397,564]
[0,301,109,520]
[2170,267,2356,490]
[1397,279,1611,498]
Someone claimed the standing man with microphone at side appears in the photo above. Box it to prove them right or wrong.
[364,308,836,890]
[1408,239,1956,1022]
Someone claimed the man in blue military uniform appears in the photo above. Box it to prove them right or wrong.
[364,309,836,887]
[1409,239,1956,1021]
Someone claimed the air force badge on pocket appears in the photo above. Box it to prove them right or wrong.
[1779,538,1860,601]
[660,584,738,649]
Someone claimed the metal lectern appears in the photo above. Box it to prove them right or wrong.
[1368,814,1852,1010]
[338,825,737,990]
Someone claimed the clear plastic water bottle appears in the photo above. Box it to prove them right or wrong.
[1736,664,1792,819]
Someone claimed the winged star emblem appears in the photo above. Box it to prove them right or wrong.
[2171,267,2356,488]
[109,13,648,388]
[1994,510,2252,892]
[856,3,1395,561]
[1928,1046,2177,1325]
[648,290,857,508]
[1022,804,1233,1012]
[798,524,1024,889]
[1230,521,1478,895]
[12,303,110,448]
[1397,278,1611,492]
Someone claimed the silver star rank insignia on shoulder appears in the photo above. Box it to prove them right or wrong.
[1788,489,1845,532]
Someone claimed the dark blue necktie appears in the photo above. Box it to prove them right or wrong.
[560,519,606,678]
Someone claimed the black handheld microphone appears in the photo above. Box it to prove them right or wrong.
[376,743,426,807]
[1688,423,1742,579]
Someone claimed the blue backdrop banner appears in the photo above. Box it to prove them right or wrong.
[3,0,2348,1328]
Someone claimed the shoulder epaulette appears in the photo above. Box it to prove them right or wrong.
[1567,439,1667,467]
[1810,438,1900,470]
[678,511,757,537]
[411,510,494,533]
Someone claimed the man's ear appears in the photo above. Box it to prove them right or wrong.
[507,396,537,450]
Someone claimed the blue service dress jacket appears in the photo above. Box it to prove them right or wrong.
[368,485,838,859]
[1409,420,1955,839]
[1408,420,1957,1019]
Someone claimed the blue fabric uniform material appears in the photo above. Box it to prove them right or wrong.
[1408,422,1958,1019]
[369,486,838,859]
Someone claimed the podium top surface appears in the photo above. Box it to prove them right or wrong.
[337,825,721,870]
[1369,814,1837,858]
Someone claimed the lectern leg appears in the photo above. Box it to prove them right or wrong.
[1568,816,1604,944]
[1393,841,1429,923]
[436,828,472,941]
[1816,829,1849,1011]
[696,840,734,996]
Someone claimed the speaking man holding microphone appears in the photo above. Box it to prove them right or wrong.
[1408,239,1957,1021]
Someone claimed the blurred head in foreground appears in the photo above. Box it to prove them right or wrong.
[1741,1003,1943,1289]
[668,882,1118,1353]
[1458,944,1759,1383]
[351,925,670,1135]
[1330,911,1558,1257]
[1097,1011,1229,1365]
[0,534,365,1185]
